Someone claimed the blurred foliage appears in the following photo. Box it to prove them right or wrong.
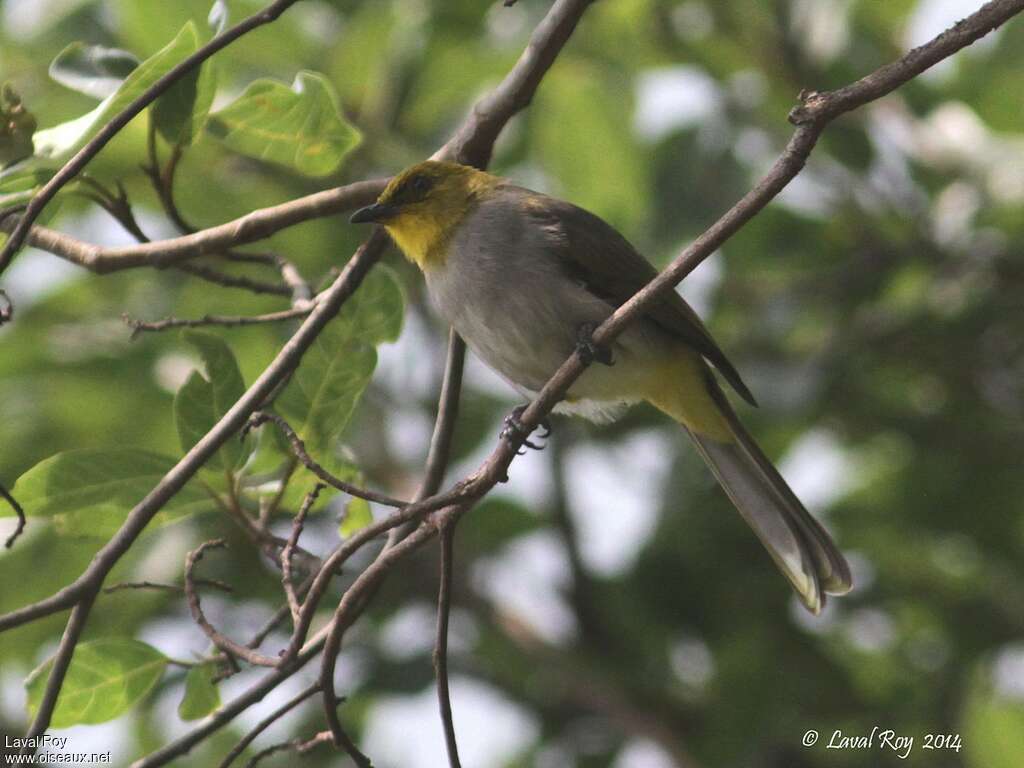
[2,0,1024,766]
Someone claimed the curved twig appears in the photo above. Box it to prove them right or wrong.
[185,539,279,668]
[245,411,407,508]
[282,484,325,625]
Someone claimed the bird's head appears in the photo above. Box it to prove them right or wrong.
[350,160,498,270]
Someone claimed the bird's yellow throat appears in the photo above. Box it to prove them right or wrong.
[382,170,499,271]
[383,211,457,271]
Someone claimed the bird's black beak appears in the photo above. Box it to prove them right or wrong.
[350,202,398,224]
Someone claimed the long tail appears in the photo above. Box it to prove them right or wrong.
[646,354,852,614]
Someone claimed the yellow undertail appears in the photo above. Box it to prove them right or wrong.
[642,348,732,442]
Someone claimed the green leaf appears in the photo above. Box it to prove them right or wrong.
[207,71,360,176]
[276,266,403,451]
[0,22,201,187]
[340,264,405,346]
[7,449,214,536]
[49,43,140,100]
[276,341,376,452]
[173,330,246,472]
[340,497,372,538]
[178,663,220,721]
[26,639,168,727]
[153,59,216,145]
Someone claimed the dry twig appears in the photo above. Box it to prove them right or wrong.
[184,539,279,668]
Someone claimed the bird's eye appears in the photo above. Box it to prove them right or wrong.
[410,175,432,195]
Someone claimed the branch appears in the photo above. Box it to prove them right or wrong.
[173,261,292,297]
[103,579,233,595]
[0,180,384,275]
[789,0,1024,125]
[19,593,95,751]
[438,0,597,165]
[123,307,311,338]
[184,540,279,668]
[0,0,305,274]
[319,520,442,751]
[242,731,332,768]
[218,683,321,768]
[434,522,462,768]
[418,330,467,501]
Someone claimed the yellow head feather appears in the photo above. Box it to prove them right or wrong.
[375,161,500,270]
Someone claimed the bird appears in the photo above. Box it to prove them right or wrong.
[350,160,852,613]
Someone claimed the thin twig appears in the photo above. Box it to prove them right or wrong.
[434,522,462,768]
[245,411,407,508]
[2,482,26,549]
[174,261,292,296]
[242,731,332,768]
[123,307,311,338]
[420,331,466,500]
[103,579,233,595]
[282,484,324,625]
[0,0,306,273]
[218,683,321,768]
[184,539,279,668]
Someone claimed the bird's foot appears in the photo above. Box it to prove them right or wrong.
[575,322,614,366]
[500,405,552,454]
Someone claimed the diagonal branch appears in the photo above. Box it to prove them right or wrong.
[218,683,322,768]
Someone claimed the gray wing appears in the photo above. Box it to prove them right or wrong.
[509,186,756,406]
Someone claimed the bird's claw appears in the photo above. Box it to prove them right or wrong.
[500,405,551,453]
[575,322,614,366]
